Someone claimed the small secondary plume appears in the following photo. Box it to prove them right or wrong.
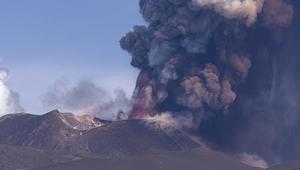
[238,153,268,169]
[0,69,24,116]
[121,0,298,164]
[42,78,131,120]
[144,112,194,131]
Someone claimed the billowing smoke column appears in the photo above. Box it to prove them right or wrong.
[121,0,297,164]
[0,69,24,116]
[121,0,293,119]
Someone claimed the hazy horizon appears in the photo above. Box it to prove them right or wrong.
[0,0,144,114]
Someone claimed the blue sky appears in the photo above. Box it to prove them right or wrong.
[0,0,144,113]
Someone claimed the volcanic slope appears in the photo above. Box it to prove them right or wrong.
[34,149,262,170]
[0,110,199,157]
[0,144,70,170]
[3,110,298,169]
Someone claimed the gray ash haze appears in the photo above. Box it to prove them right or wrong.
[0,69,24,116]
[121,0,300,164]
[42,78,131,120]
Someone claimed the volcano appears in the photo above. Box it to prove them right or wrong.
[1,110,300,169]
[0,110,267,170]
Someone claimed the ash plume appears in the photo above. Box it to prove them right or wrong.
[121,0,298,164]
[42,78,131,120]
[0,69,24,116]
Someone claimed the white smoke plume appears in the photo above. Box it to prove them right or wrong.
[238,153,269,169]
[42,78,132,120]
[0,69,24,116]
[192,0,264,25]
[77,89,132,120]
